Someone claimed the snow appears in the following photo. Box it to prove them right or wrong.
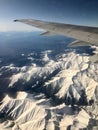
[0,49,98,130]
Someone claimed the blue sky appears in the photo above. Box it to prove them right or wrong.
[0,0,98,31]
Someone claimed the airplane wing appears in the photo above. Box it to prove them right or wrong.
[14,19,98,45]
[14,19,98,63]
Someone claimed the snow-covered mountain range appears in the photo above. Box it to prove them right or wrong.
[0,48,98,130]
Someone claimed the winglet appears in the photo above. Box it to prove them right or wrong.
[14,19,19,22]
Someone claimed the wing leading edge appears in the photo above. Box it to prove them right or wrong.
[14,19,98,63]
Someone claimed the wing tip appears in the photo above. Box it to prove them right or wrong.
[13,19,19,22]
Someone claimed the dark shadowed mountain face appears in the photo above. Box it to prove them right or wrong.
[0,32,98,130]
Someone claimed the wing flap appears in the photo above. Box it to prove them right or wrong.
[40,31,56,36]
[69,40,90,47]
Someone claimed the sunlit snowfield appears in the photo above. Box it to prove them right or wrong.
[0,32,98,130]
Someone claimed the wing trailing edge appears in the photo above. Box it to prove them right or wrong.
[40,31,56,36]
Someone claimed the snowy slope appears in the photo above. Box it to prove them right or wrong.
[0,49,98,130]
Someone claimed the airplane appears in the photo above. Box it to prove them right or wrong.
[14,19,98,63]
